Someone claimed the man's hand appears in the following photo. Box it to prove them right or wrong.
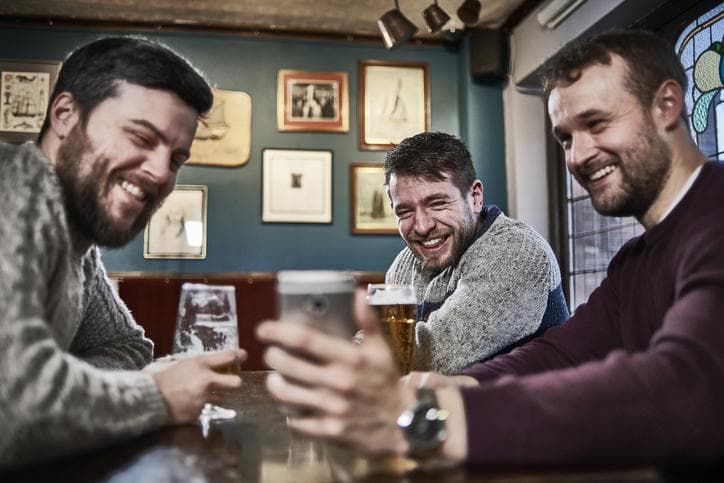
[256,290,468,463]
[152,349,246,424]
[257,290,415,455]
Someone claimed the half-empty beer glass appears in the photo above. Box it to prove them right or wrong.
[173,283,240,419]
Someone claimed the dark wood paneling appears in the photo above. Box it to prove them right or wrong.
[111,272,384,370]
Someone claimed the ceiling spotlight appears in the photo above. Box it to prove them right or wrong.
[377,0,419,50]
[422,1,450,34]
[457,0,482,26]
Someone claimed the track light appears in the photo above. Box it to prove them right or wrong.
[457,0,481,26]
[377,0,418,49]
[422,0,450,34]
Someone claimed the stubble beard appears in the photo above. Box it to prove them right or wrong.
[54,124,159,248]
[590,126,673,219]
[411,207,479,272]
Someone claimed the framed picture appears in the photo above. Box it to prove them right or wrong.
[0,59,61,143]
[350,163,398,235]
[144,185,208,259]
[277,69,349,132]
[187,88,252,167]
[262,149,332,223]
[358,60,430,151]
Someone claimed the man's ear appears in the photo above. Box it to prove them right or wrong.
[47,92,80,140]
[470,179,484,213]
[652,80,684,131]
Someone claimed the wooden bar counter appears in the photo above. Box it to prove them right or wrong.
[2,371,667,483]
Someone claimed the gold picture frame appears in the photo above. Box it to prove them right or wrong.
[277,69,349,132]
[144,185,208,259]
[350,163,398,235]
[0,59,61,143]
[358,60,430,151]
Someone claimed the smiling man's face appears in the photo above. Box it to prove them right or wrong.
[389,172,481,271]
[548,54,672,220]
[54,81,198,247]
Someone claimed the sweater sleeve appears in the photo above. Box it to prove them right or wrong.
[462,273,622,382]
[68,248,154,370]
[0,146,167,468]
[460,231,724,465]
[414,220,562,374]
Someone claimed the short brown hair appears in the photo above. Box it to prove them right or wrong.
[541,29,687,112]
[384,132,477,197]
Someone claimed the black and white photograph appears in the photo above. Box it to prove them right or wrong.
[277,69,349,132]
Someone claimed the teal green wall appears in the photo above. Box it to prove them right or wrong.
[0,25,506,272]
[458,36,508,211]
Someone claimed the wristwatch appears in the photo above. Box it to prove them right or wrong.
[396,386,448,458]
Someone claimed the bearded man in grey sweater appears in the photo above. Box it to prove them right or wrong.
[384,132,568,374]
[0,37,245,468]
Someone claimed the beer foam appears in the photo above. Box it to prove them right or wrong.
[367,287,416,305]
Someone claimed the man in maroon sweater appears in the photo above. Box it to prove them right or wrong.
[257,29,724,467]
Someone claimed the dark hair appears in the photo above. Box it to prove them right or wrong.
[38,36,212,140]
[541,29,687,112]
[384,132,477,196]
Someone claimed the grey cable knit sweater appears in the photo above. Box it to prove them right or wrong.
[386,206,568,375]
[0,143,167,468]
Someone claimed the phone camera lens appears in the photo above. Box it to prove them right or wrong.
[305,295,329,316]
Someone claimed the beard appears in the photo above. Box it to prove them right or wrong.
[588,125,672,219]
[54,124,160,248]
[409,207,479,272]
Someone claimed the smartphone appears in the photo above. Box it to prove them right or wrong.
[276,270,357,339]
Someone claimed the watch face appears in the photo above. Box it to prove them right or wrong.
[409,407,441,440]
[397,388,448,455]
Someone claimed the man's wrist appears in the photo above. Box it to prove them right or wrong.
[396,385,449,458]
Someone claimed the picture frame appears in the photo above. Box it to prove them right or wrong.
[350,163,398,235]
[144,185,208,259]
[187,88,252,167]
[277,69,349,132]
[358,60,430,151]
[0,59,61,143]
[262,148,332,223]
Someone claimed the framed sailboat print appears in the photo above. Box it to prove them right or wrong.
[0,59,61,143]
[187,88,252,167]
[350,163,397,234]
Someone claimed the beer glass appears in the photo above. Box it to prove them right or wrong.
[366,284,417,374]
[173,283,240,420]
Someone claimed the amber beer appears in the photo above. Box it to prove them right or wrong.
[367,284,417,374]
[212,358,242,375]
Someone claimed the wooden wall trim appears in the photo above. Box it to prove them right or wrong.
[109,271,386,282]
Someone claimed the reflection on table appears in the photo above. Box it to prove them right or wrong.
[3,371,664,483]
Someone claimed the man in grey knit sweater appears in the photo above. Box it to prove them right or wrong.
[384,132,568,374]
[0,37,245,468]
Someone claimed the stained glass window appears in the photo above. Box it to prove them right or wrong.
[565,176,645,311]
[676,3,724,158]
[563,5,724,312]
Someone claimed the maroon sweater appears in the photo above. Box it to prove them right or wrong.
[462,161,724,466]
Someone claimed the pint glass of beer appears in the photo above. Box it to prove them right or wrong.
[171,283,241,420]
[366,284,417,374]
